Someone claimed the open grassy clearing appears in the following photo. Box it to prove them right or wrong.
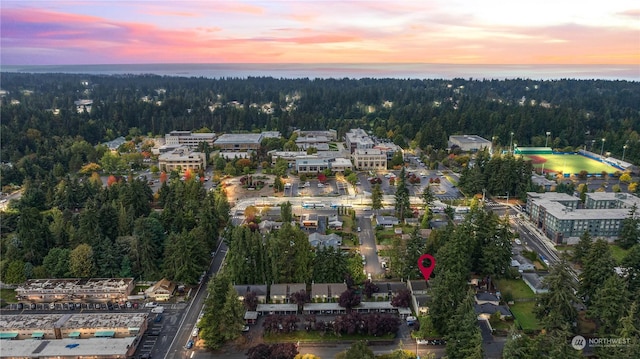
[495,279,536,300]
[509,301,541,331]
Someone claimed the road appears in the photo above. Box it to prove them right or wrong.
[161,240,228,359]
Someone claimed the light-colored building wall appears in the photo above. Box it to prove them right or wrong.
[352,148,386,171]
[158,147,206,174]
[165,130,216,148]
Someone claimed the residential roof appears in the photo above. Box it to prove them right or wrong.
[308,233,342,249]
[270,283,307,298]
[145,278,175,296]
[234,285,268,297]
[475,292,500,303]
[311,283,347,298]
[474,303,512,317]
[256,303,297,313]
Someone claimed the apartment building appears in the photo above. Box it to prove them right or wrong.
[526,192,640,243]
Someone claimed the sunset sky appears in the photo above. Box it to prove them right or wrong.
[1,0,639,65]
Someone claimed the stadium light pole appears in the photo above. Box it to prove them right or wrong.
[623,144,629,162]
[600,138,606,156]
[545,131,551,148]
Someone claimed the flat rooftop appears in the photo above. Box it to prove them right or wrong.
[214,133,263,144]
[61,313,147,330]
[449,135,491,144]
[0,314,64,330]
[0,337,136,357]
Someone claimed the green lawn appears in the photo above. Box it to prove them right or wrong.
[521,153,618,175]
[1,289,17,303]
[510,301,541,331]
[609,244,630,265]
[495,279,536,300]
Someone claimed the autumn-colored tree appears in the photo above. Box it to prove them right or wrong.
[107,175,118,187]
[159,171,167,183]
[184,169,193,181]
[79,162,102,175]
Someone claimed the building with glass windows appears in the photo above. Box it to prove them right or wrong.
[525,192,640,243]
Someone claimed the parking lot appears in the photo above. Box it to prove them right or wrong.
[4,300,144,311]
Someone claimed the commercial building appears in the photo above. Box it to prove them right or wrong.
[293,129,338,141]
[164,130,216,149]
[15,278,134,303]
[213,133,263,151]
[345,128,374,153]
[0,313,146,358]
[374,142,403,160]
[525,192,640,243]
[157,147,206,174]
[352,148,387,171]
[295,157,353,174]
[448,135,492,153]
[295,135,330,151]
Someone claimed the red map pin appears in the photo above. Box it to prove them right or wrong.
[418,254,436,281]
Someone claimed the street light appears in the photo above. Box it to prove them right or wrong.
[623,144,629,162]
[600,138,606,156]
[545,131,551,148]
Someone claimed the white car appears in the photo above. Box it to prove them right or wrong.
[514,239,522,245]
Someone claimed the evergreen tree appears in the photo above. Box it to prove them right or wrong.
[572,231,593,265]
[280,201,293,222]
[579,239,615,304]
[588,274,629,334]
[534,259,579,331]
[621,244,640,293]
[394,167,411,220]
[502,326,540,359]
[617,205,640,249]
[445,289,483,359]
[371,183,383,210]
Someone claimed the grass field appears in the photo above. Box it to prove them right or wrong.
[495,279,536,300]
[520,153,619,175]
[510,301,541,331]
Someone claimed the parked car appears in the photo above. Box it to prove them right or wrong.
[154,314,163,322]
[185,339,194,349]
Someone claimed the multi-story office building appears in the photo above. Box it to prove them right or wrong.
[525,192,640,243]
[164,130,216,148]
[345,128,374,153]
[213,133,263,151]
[352,148,387,171]
[158,147,206,174]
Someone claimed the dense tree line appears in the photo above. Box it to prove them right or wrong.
[457,149,535,199]
[225,223,364,286]
[2,73,640,189]
[0,176,228,284]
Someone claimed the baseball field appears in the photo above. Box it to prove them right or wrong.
[522,153,619,175]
